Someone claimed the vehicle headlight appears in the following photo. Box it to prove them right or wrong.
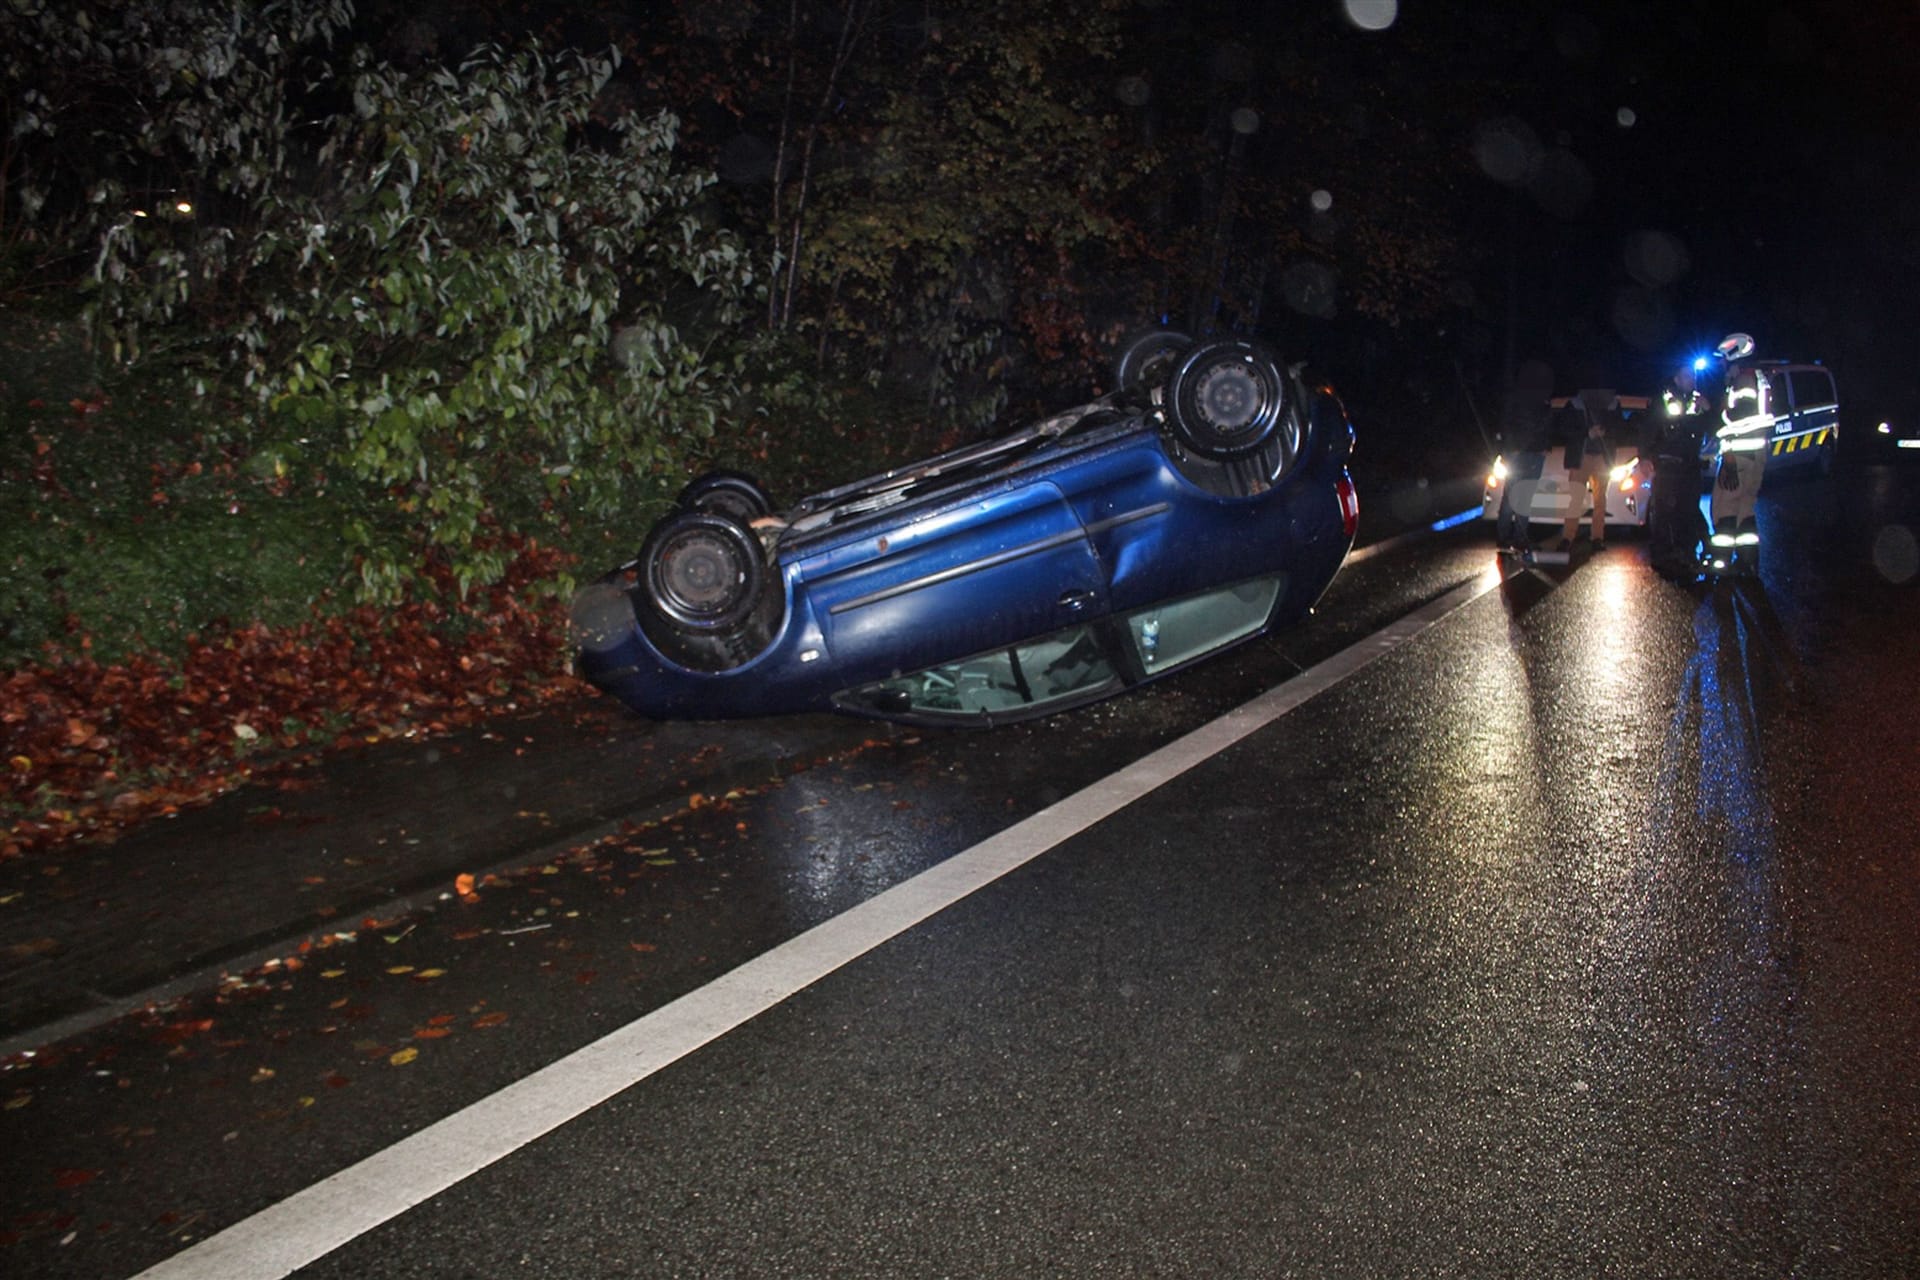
[1487,456,1508,485]
[1610,456,1638,487]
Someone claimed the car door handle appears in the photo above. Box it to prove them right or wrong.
[1058,588,1095,610]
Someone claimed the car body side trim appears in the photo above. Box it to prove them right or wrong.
[1084,501,1171,537]
[825,502,1167,616]
[827,527,1090,615]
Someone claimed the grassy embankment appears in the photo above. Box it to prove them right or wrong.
[0,308,944,857]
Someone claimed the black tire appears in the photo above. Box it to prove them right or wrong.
[1112,327,1192,392]
[676,470,773,525]
[1164,337,1287,460]
[640,510,767,634]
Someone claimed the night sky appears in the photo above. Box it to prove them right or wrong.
[1386,0,1920,415]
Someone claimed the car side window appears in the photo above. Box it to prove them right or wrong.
[833,575,1286,722]
[1763,371,1789,415]
[1789,369,1835,412]
[1126,577,1282,672]
[836,624,1120,721]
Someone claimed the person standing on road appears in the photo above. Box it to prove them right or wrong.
[1710,334,1773,573]
[1496,387,1552,558]
[1557,399,1613,551]
[1649,364,1713,576]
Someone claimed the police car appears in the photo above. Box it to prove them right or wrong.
[1747,360,1839,476]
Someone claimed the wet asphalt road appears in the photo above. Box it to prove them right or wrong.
[3,460,1918,1278]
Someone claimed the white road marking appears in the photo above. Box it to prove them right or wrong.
[135,567,1507,1280]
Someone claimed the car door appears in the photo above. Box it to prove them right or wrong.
[802,479,1107,681]
[1771,367,1838,469]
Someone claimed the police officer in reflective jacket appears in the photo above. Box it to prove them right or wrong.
[1709,333,1771,574]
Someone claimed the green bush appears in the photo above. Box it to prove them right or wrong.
[54,9,756,600]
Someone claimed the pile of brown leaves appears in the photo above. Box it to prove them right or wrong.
[2,538,589,859]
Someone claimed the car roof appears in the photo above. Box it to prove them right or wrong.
[1547,389,1651,413]
[1543,387,1651,408]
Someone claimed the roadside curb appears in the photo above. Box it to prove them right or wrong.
[0,744,813,1058]
[0,709,866,1055]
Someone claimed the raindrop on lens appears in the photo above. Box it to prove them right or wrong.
[1472,118,1540,187]
[1341,0,1398,31]
[1872,524,1918,584]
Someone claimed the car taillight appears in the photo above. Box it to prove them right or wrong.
[1337,473,1359,539]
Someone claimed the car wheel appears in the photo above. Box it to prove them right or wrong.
[640,510,767,634]
[676,470,773,525]
[1164,338,1286,460]
[1112,327,1192,393]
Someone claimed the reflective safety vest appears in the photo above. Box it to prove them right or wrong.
[1663,388,1707,417]
[1718,366,1773,453]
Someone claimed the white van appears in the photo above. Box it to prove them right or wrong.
[1480,389,1656,530]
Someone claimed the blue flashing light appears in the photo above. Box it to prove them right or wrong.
[1692,356,1709,372]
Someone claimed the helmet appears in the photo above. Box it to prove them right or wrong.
[1714,332,1756,361]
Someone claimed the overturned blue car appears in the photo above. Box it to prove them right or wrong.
[570,333,1359,727]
